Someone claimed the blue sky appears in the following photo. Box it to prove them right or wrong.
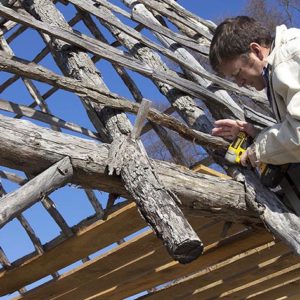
[0,1,275,299]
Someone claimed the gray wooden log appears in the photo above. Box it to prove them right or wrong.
[68,0,208,54]
[0,174,44,255]
[0,113,256,224]
[78,10,189,165]
[0,52,228,149]
[108,135,203,263]
[0,157,73,228]
[123,0,243,122]
[21,0,203,263]
[0,4,267,104]
[0,98,100,140]
[243,170,300,256]
[3,112,300,256]
[73,0,213,134]
[152,0,216,33]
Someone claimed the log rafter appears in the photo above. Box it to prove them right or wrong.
[0,0,299,299]
[20,0,203,264]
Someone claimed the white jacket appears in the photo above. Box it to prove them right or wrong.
[254,25,300,164]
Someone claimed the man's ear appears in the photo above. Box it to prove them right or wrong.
[249,42,264,60]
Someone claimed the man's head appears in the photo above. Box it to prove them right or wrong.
[209,16,273,90]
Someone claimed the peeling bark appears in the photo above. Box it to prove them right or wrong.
[20,0,203,263]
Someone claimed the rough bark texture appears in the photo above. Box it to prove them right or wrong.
[0,113,257,223]
[108,136,203,262]
[0,51,228,150]
[0,157,73,228]
[244,170,300,256]
[82,0,213,133]
[124,0,244,121]
[21,0,203,263]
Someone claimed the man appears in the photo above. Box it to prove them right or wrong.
[209,16,300,168]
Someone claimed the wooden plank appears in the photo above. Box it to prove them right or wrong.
[285,292,300,300]
[188,251,300,299]
[192,164,231,179]
[219,261,300,299]
[142,241,290,299]
[14,225,272,300]
[0,203,146,296]
[247,276,300,300]
[12,220,233,299]
[101,230,273,300]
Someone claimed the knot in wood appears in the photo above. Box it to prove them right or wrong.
[27,132,41,146]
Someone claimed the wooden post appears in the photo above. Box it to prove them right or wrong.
[21,0,203,263]
[0,156,73,228]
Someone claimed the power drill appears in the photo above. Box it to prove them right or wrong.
[225,131,288,188]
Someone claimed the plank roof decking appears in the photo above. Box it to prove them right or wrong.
[0,1,299,299]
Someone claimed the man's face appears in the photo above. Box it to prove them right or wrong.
[219,52,266,91]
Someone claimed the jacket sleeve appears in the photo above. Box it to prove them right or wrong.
[254,54,300,165]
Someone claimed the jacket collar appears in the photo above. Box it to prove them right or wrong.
[267,24,287,66]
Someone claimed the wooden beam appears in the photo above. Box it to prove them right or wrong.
[191,164,231,180]
[0,52,229,150]
[22,0,203,264]
[0,113,256,224]
[0,157,73,228]
[12,227,273,300]
[0,98,99,140]
[0,203,146,296]
[220,263,300,299]
[9,220,236,299]
[244,170,300,256]
[237,273,300,300]
[0,5,267,105]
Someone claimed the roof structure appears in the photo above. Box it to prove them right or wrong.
[0,0,300,299]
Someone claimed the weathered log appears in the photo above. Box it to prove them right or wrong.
[69,0,233,129]
[1,113,300,256]
[0,113,256,223]
[21,0,202,263]
[0,97,99,140]
[78,11,188,165]
[243,170,300,256]
[0,4,267,104]
[123,0,243,122]
[0,157,73,229]
[0,52,228,150]
[108,136,203,263]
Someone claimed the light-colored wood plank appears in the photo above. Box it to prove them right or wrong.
[15,226,271,300]
[219,261,300,299]
[247,275,300,300]
[143,241,290,300]
[189,251,300,299]
[192,163,231,179]
[13,220,233,300]
[0,203,146,296]
[102,230,272,300]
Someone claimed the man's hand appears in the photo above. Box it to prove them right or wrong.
[240,144,259,167]
[212,119,257,140]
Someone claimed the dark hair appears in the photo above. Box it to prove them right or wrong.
[209,16,273,72]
